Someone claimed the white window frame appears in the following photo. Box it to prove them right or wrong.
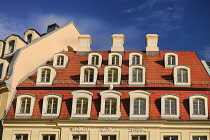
[80,65,98,85]
[99,90,121,120]
[161,94,180,119]
[53,53,68,68]
[190,133,209,140]
[129,132,149,140]
[161,133,180,140]
[189,94,208,119]
[108,53,122,66]
[71,90,93,119]
[42,94,63,118]
[39,131,59,140]
[129,65,146,86]
[129,52,143,66]
[173,65,191,86]
[129,90,150,120]
[164,52,178,68]
[104,66,121,86]
[12,131,31,140]
[0,59,9,80]
[15,94,36,118]
[88,52,102,67]
[99,132,119,140]
[36,66,57,85]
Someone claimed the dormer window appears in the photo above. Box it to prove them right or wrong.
[164,52,178,68]
[36,66,56,85]
[104,66,121,85]
[53,53,68,68]
[0,59,9,80]
[129,65,146,86]
[173,65,190,86]
[27,34,32,43]
[88,52,102,67]
[8,40,15,54]
[108,53,122,66]
[108,68,118,82]
[129,52,142,66]
[80,65,98,85]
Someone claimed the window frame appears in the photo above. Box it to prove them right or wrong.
[12,131,31,140]
[164,52,178,68]
[39,132,59,140]
[188,94,208,119]
[173,65,191,86]
[129,133,148,140]
[129,65,146,86]
[104,66,121,86]
[129,52,143,66]
[129,90,150,120]
[36,66,57,85]
[80,65,98,85]
[99,90,121,120]
[161,133,180,140]
[53,53,68,68]
[71,90,93,119]
[108,53,122,66]
[0,59,9,80]
[161,94,180,119]
[190,133,209,140]
[41,94,63,118]
[88,52,102,67]
[15,94,36,118]
[99,132,119,140]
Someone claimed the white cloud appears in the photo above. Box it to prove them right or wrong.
[203,46,210,60]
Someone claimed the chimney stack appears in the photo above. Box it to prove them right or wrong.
[77,35,92,52]
[146,34,159,55]
[47,23,59,33]
[111,34,124,53]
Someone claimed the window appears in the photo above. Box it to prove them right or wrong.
[42,94,63,118]
[15,134,28,140]
[102,135,116,140]
[36,66,56,85]
[164,52,178,68]
[193,136,207,140]
[8,40,15,54]
[108,53,122,66]
[88,52,102,67]
[0,59,9,80]
[15,94,36,117]
[41,69,51,82]
[0,63,3,79]
[104,66,121,86]
[53,53,68,68]
[99,90,121,120]
[71,90,93,119]
[173,65,190,86]
[163,136,178,140]
[80,66,98,85]
[27,34,32,43]
[56,55,64,66]
[132,55,140,65]
[105,98,117,114]
[161,94,180,119]
[189,94,208,119]
[129,52,143,66]
[76,98,88,114]
[129,90,150,120]
[129,66,146,86]
[42,134,56,140]
[131,135,146,140]
[73,135,87,140]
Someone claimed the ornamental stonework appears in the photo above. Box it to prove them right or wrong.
[100,127,117,132]
[69,127,88,133]
[129,127,147,133]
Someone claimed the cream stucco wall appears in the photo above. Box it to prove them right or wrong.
[0,91,8,119]
[5,22,81,109]
[2,121,210,140]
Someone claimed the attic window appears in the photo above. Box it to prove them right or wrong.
[8,40,15,54]
[53,53,68,68]
[164,52,178,68]
[88,52,102,67]
[27,34,32,43]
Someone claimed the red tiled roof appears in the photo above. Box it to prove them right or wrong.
[5,50,210,120]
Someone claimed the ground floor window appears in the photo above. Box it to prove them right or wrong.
[163,136,178,140]
[193,136,207,140]
[73,135,87,140]
[15,134,28,140]
[102,135,116,140]
[132,135,146,140]
[42,134,56,140]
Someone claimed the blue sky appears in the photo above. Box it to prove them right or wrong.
[1,0,210,60]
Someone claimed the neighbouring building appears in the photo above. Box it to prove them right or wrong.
[1,22,210,140]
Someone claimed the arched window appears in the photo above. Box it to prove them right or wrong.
[84,68,94,82]
[57,55,64,66]
[105,98,117,114]
[108,53,122,66]
[133,98,146,115]
[76,98,88,114]
[104,66,121,85]
[129,66,146,86]
[112,55,119,65]
[20,98,31,114]
[132,55,140,65]
[168,55,176,65]
[108,68,118,82]
[165,98,176,115]
[46,98,58,114]
[91,55,99,65]
[177,69,188,83]
[41,69,51,83]
[8,40,15,54]
[27,34,32,43]
[80,66,98,85]
[193,98,205,115]
[88,52,102,67]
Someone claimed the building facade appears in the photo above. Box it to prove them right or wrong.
[1,22,210,140]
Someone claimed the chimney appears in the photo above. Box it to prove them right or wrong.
[77,35,92,53]
[47,23,59,33]
[111,34,124,54]
[146,34,159,55]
